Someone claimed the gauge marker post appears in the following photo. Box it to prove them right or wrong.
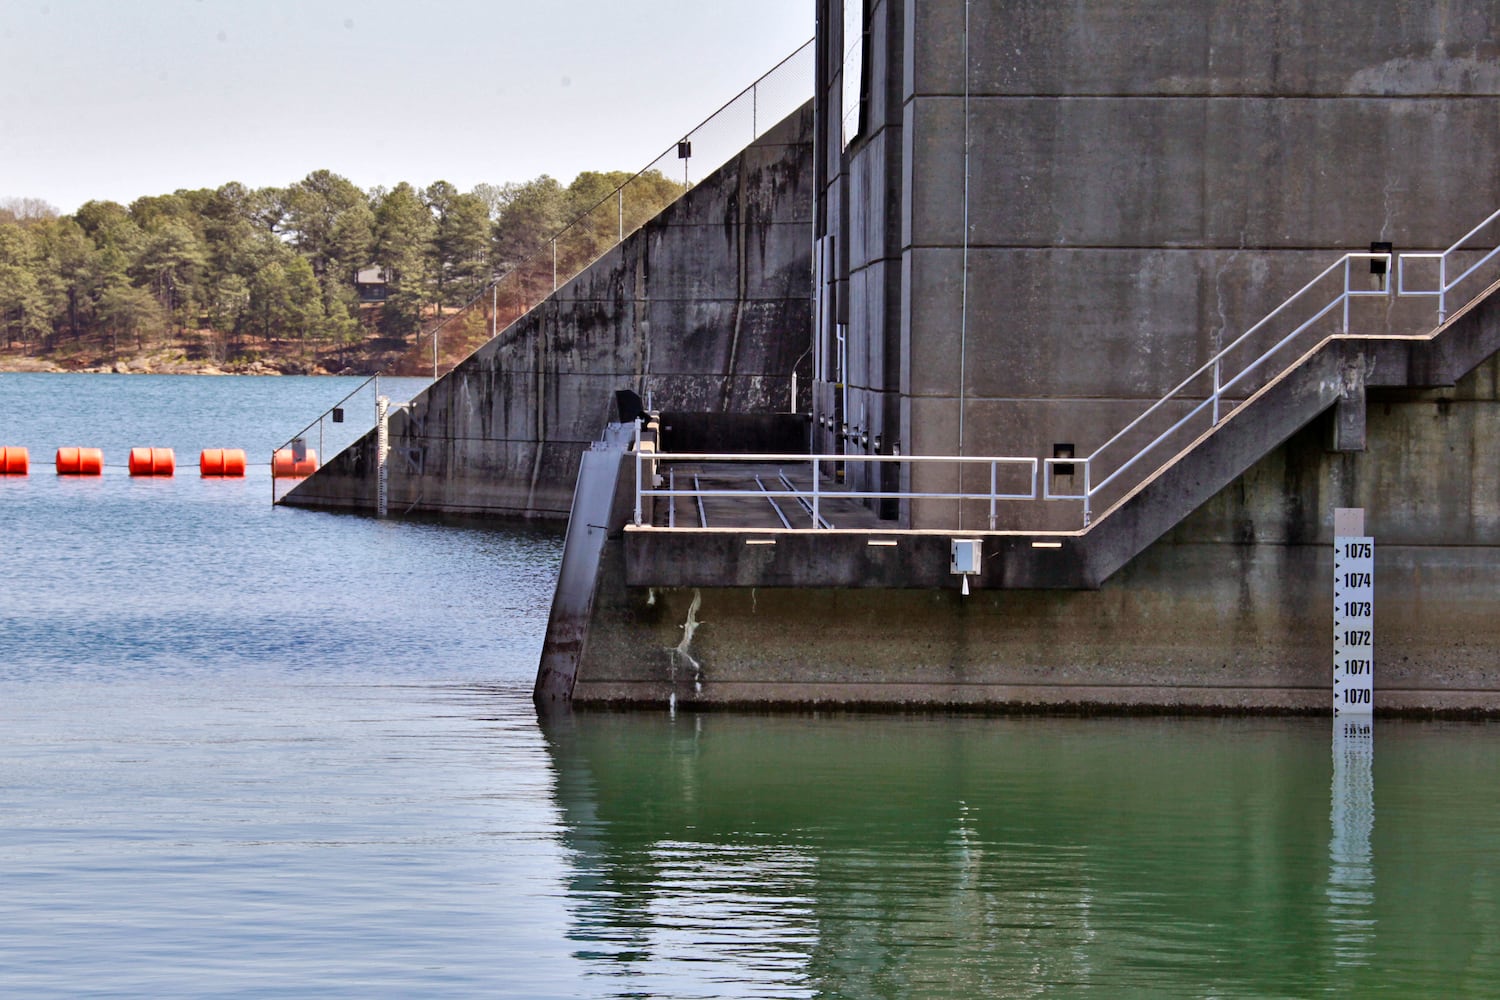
[1334,507,1374,716]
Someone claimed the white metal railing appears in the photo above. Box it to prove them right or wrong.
[1398,207,1500,324]
[633,446,1039,531]
[270,374,433,505]
[1056,202,1500,527]
[273,39,815,503]
[632,208,1500,534]
[1051,251,1393,525]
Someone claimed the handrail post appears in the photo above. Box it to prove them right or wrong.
[633,424,643,526]
[1342,256,1351,334]
[988,460,997,530]
[1083,461,1092,527]
[812,457,821,528]
[1440,254,1448,324]
[1212,357,1221,425]
[618,188,624,242]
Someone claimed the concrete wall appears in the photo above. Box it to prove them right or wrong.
[282,102,814,518]
[567,354,1500,713]
[816,0,1500,529]
[537,3,1500,714]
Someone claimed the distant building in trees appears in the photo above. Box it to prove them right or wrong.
[355,266,389,302]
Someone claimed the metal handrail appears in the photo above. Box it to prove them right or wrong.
[1059,208,1500,527]
[273,38,815,499]
[625,212,1500,535]
[633,449,1040,531]
[1399,206,1500,322]
[1060,253,1390,522]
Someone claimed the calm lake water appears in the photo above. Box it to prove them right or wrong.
[3,373,1500,997]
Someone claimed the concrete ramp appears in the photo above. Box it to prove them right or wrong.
[279,101,814,521]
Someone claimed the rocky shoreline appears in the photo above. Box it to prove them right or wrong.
[0,353,364,377]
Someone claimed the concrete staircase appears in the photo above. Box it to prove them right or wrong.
[1077,277,1500,587]
[624,266,1500,591]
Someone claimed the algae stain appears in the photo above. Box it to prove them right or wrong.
[668,588,705,693]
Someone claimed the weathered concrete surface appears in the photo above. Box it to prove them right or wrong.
[572,537,1500,715]
[815,0,1500,529]
[535,424,635,706]
[571,283,1500,712]
[282,102,814,518]
[578,479,1500,715]
[622,275,1500,589]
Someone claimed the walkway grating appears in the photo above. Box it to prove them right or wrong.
[651,461,887,530]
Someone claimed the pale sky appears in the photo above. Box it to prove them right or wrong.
[0,0,813,214]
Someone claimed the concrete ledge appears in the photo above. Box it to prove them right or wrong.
[577,678,1500,717]
[624,527,1091,589]
[573,680,1332,712]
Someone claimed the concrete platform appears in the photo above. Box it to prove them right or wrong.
[646,460,887,530]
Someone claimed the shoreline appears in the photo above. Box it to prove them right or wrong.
[0,353,372,377]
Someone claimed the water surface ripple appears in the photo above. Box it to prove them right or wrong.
[4,375,1500,997]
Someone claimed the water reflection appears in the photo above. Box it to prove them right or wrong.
[540,711,1500,997]
[1329,718,1375,968]
[541,712,1369,997]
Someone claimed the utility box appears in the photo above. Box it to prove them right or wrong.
[950,538,983,575]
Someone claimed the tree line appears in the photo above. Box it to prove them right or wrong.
[0,168,684,360]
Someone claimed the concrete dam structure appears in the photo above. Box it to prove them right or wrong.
[279,103,814,519]
[294,2,1500,714]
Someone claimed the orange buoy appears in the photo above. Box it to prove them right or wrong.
[271,448,319,478]
[56,447,104,476]
[128,447,176,477]
[0,446,28,475]
[199,448,247,477]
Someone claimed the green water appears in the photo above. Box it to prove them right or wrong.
[5,373,1497,996]
[544,712,1500,998]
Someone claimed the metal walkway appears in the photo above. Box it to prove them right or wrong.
[649,461,886,530]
